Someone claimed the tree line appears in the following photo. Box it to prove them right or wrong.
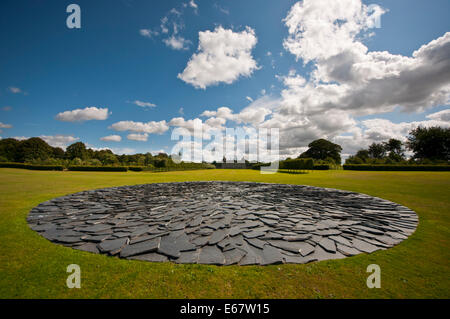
[346,126,450,165]
[0,126,448,168]
[0,138,178,168]
[282,126,449,167]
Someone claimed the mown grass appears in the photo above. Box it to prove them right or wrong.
[0,168,449,298]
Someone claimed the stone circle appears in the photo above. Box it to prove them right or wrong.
[27,181,418,265]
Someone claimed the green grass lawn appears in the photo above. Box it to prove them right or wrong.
[0,168,449,298]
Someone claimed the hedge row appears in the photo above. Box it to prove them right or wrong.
[252,162,331,170]
[343,164,450,171]
[279,158,314,170]
[251,163,271,170]
[0,162,64,170]
[1,162,216,172]
[67,166,128,172]
[277,169,308,175]
[167,163,216,170]
[152,166,215,172]
[313,164,330,170]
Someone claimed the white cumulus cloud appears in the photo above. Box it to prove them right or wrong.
[56,107,109,122]
[0,122,12,133]
[139,29,159,38]
[189,0,198,9]
[100,135,122,142]
[109,120,169,134]
[0,122,12,129]
[131,100,156,108]
[127,133,149,142]
[426,109,450,122]
[163,36,190,50]
[178,26,259,89]
[236,0,450,158]
[8,87,22,94]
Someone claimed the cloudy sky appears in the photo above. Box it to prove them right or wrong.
[0,0,449,160]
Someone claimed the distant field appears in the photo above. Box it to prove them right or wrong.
[0,168,449,298]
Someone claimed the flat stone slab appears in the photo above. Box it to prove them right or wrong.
[27,181,418,265]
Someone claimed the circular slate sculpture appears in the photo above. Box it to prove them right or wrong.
[27,182,418,265]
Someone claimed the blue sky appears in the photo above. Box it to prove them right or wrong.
[0,0,449,159]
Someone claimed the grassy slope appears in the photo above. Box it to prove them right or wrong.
[0,168,448,298]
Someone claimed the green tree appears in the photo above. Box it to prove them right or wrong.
[52,147,65,159]
[86,158,102,166]
[0,138,20,161]
[16,137,53,162]
[154,158,167,168]
[407,126,450,161]
[383,138,404,161]
[368,142,386,159]
[144,152,154,166]
[66,142,87,160]
[156,152,169,159]
[355,149,370,161]
[345,155,364,164]
[101,153,119,165]
[299,139,343,164]
[71,157,83,165]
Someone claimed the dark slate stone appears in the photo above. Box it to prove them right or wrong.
[175,250,200,264]
[98,238,128,255]
[198,245,225,265]
[129,253,168,262]
[312,245,346,261]
[157,235,183,258]
[315,229,341,236]
[223,248,247,265]
[245,237,266,249]
[261,245,284,265]
[191,235,210,246]
[189,216,202,227]
[208,230,228,245]
[229,226,243,237]
[83,234,111,243]
[283,254,317,264]
[282,234,311,241]
[351,238,380,253]
[54,236,84,244]
[174,233,197,252]
[268,240,313,256]
[129,233,162,245]
[239,244,263,266]
[328,235,352,247]
[80,224,112,233]
[373,235,399,246]
[259,218,278,226]
[243,230,266,239]
[336,243,361,256]
[318,237,337,253]
[217,237,231,249]
[228,235,245,247]
[298,242,315,256]
[26,181,418,265]
[31,224,56,232]
[119,237,161,258]
[74,242,99,253]
[113,232,131,238]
